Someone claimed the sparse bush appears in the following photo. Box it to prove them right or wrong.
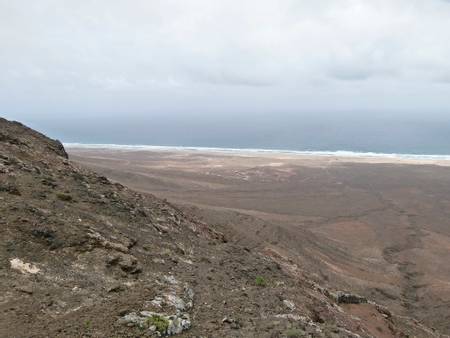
[255,276,267,287]
[147,315,169,334]
[57,193,73,201]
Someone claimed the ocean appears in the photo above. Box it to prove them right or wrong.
[28,113,450,157]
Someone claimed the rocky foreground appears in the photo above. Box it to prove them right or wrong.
[0,117,444,337]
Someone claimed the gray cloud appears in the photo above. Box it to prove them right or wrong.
[1,0,450,121]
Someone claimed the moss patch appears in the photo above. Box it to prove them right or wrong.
[147,315,169,334]
[255,276,267,287]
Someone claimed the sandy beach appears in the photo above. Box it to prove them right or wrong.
[65,144,450,167]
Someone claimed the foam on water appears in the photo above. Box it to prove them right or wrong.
[64,143,450,161]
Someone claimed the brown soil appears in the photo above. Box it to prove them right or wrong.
[0,117,445,337]
[68,146,450,335]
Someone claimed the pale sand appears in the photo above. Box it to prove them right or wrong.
[66,145,450,167]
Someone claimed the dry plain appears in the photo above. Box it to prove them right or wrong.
[69,147,450,334]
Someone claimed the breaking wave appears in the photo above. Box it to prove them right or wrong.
[64,143,450,161]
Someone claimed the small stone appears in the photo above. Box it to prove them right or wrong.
[283,299,296,311]
[118,308,129,316]
[150,296,164,308]
[163,275,178,285]
[117,312,145,326]
[107,284,124,293]
[165,294,186,312]
[222,317,234,324]
[230,322,241,330]
[16,284,33,294]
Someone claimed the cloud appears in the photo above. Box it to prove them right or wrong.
[1,0,450,117]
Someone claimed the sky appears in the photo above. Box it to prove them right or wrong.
[1,0,450,151]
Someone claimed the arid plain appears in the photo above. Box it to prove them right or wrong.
[69,147,450,334]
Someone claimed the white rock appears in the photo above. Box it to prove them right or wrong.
[10,258,40,274]
[166,294,186,312]
[275,314,307,321]
[283,299,296,311]
[118,312,145,326]
[151,296,164,308]
[163,275,178,285]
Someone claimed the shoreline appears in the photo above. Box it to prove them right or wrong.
[65,143,450,166]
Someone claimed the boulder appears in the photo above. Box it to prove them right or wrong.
[335,291,367,304]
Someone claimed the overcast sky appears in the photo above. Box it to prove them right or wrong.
[1,0,450,142]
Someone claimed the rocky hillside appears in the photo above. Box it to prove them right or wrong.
[0,117,444,338]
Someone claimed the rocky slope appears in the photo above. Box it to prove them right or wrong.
[0,117,444,338]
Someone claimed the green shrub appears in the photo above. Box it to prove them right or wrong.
[255,276,267,287]
[147,315,169,334]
